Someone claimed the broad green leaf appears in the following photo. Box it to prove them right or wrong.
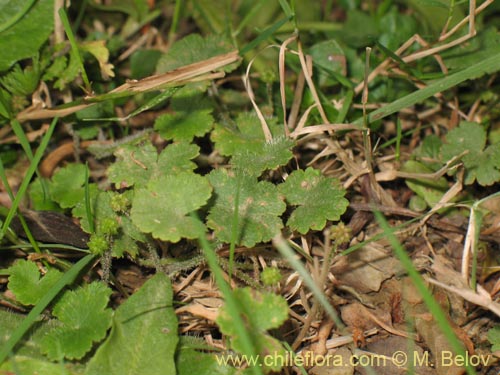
[207,169,285,247]
[130,49,162,79]
[211,112,284,156]
[155,142,199,176]
[309,39,345,74]
[0,0,54,72]
[443,27,500,71]
[441,122,500,186]
[108,141,157,188]
[155,87,214,142]
[8,260,62,305]
[28,177,60,211]
[278,168,348,234]
[177,348,235,375]
[155,109,213,142]
[231,136,294,177]
[85,274,178,375]
[108,141,200,188]
[0,357,80,375]
[131,172,212,242]
[156,33,236,74]
[488,326,500,352]
[414,134,442,170]
[49,163,98,209]
[41,282,113,360]
[216,288,288,373]
[378,6,417,51]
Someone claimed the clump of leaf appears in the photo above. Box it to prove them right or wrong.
[131,172,212,242]
[154,85,214,142]
[216,288,288,373]
[207,169,286,247]
[8,260,62,306]
[41,282,113,361]
[278,168,349,234]
[85,274,178,375]
[441,121,500,186]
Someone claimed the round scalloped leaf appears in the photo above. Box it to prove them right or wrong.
[107,142,157,188]
[155,142,199,176]
[85,274,178,375]
[41,282,112,361]
[154,109,213,142]
[211,112,284,156]
[441,122,500,186]
[49,163,89,208]
[8,260,62,306]
[131,172,212,242]
[278,168,348,234]
[207,169,285,247]
[216,288,288,372]
[231,136,295,177]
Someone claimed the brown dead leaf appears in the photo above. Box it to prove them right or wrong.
[332,243,404,293]
[358,336,435,375]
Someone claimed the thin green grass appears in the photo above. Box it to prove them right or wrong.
[58,7,91,92]
[273,235,344,330]
[194,213,262,375]
[353,52,500,127]
[0,117,57,240]
[374,211,476,375]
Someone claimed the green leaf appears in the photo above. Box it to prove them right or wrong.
[216,288,288,373]
[155,86,214,141]
[8,260,63,305]
[130,49,162,79]
[155,142,199,176]
[207,169,285,247]
[309,39,345,74]
[108,141,200,188]
[28,177,60,211]
[442,26,500,70]
[85,274,178,375]
[414,134,442,170]
[131,172,212,242]
[441,122,500,186]
[231,136,294,177]
[0,62,41,96]
[49,163,98,209]
[177,348,235,375]
[156,33,236,74]
[488,326,500,352]
[41,282,113,360]
[211,112,284,156]
[108,141,158,188]
[0,0,54,72]
[278,168,348,234]
[155,107,213,142]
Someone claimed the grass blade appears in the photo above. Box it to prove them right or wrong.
[353,52,500,127]
[273,235,344,330]
[193,213,262,375]
[1,117,57,240]
[373,210,476,375]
